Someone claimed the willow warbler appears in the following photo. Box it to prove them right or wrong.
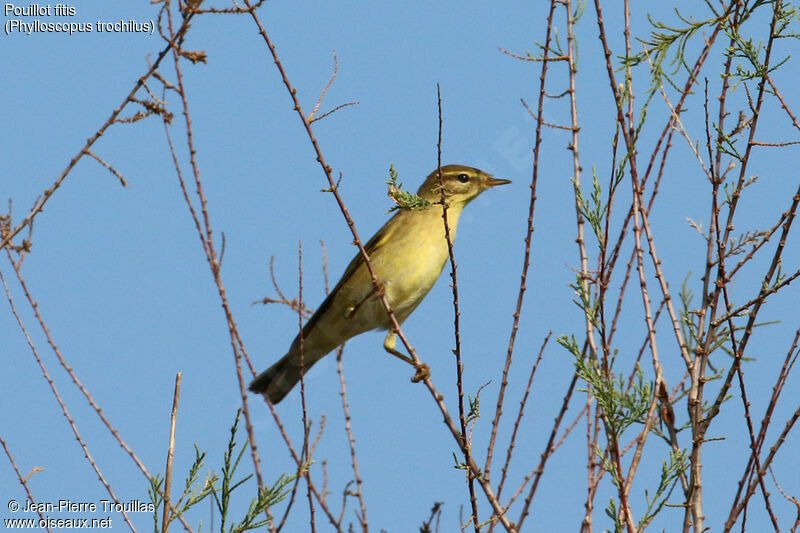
[249,165,510,403]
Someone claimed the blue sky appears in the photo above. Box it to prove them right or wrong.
[2,1,799,532]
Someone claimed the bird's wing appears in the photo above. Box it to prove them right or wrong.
[301,212,402,335]
[338,212,401,289]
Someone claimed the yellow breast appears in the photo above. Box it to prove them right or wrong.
[369,204,463,321]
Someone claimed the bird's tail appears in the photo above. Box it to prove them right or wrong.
[248,347,326,404]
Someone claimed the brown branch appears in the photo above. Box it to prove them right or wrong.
[516,373,580,530]
[306,51,360,124]
[0,8,197,251]
[3,247,195,531]
[336,349,368,532]
[0,264,136,532]
[0,433,53,533]
[494,332,551,503]
[161,372,182,533]
[85,150,130,187]
[433,85,479,532]
[750,140,800,147]
[296,241,318,533]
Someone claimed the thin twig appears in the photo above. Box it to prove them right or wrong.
[0,9,197,251]
[0,264,136,532]
[0,433,53,532]
[161,372,182,533]
[434,85,479,533]
[495,332,551,502]
[336,349,369,532]
[296,241,318,533]
[85,150,130,187]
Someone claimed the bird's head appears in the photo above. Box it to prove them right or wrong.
[417,165,511,206]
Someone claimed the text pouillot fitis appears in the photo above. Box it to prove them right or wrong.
[4,3,155,36]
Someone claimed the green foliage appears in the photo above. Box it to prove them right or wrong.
[572,168,607,252]
[562,327,689,530]
[148,445,216,533]
[722,175,759,207]
[774,0,800,40]
[451,452,482,480]
[638,448,690,530]
[529,0,586,64]
[604,496,626,533]
[558,335,653,447]
[623,0,799,94]
[678,274,699,349]
[678,275,728,374]
[386,164,433,212]
[764,258,785,291]
[148,410,297,533]
[623,7,724,86]
[211,410,297,532]
[602,445,690,532]
[713,115,750,162]
[722,0,799,89]
[465,393,481,425]
[569,272,600,330]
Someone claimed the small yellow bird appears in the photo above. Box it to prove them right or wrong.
[249,165,510,403]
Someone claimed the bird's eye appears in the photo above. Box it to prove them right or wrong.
[457,173,470,183]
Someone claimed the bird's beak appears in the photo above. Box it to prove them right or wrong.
[485,177,512,188]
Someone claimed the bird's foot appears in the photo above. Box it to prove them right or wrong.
[384,331,429,382]
[411,363,430,383]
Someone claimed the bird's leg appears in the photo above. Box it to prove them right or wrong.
[383,331,430,382]
[382,331,413,364]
